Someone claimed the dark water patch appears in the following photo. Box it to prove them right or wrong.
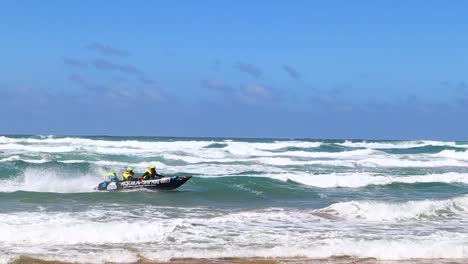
[267,146,320,153]
[204,143,228,148]
[171,171,198,177]
[0,176,322,210]
[14,160,93,175]
[264,143,360,153]
[0,162,23,179]
[2,175,468,213]
[370,167,441,176]
[319,143,364,152]
[380,145,465,154]
[285,178,468,203]
[185,176,321,207]
[235,170,267,175]
[356,182,468,202]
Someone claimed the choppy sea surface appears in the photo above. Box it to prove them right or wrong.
[1,135,468,263]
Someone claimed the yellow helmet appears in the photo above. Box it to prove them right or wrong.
[150,165,156,169]
[127,167,133,171]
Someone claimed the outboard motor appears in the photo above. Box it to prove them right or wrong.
[97,181,119,191]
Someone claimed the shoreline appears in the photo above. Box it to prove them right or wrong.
[10,256,468,264]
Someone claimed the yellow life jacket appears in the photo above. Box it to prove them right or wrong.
[145,168,156,176]
[122,171,134,180]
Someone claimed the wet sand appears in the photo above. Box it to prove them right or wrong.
[10,256,468,264]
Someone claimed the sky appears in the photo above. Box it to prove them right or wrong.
[0,0,467,139]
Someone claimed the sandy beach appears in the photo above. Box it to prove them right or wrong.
[11,257,468,264]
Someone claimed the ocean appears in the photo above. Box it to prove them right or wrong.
[1,135,468,263]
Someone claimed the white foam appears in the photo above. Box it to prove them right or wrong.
[58,159,88,163]
[172,163,288,176]
[0,167,104,193]
[162,149,377,165]
[358,157,468,167]
[256,156,468,168]
[272,172,468,188]
[0,208,316,244]
[0,136,464,157]
[0,155,20,162]
[2,206,468,262]
[0,136,216,156]
[432,150,468,161]
[6,237,468,264]
[140,236,468,260]
[224,143,367,158]
[338,140,459,149]
[0,136,323,158]
[246,141,322,150]
[1,218,173,244]
[0,255,16,264]
[0,136,19,144]
[256,157,358,167]
[320,195,468,221]
[2,136,467,170]
[21,158,50,164]
[0,143,76,153]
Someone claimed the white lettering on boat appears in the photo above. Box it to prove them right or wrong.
[120,177,171,186]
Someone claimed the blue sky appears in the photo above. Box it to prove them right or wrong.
[1,1,467,139]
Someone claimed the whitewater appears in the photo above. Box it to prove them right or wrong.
[1,135,468,263]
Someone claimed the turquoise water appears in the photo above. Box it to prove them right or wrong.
[1,135,468,263]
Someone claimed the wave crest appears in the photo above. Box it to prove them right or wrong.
[319,195,468,221]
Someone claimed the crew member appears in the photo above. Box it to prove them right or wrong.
[122,167,135,181]
[141,164,162,180]
[107,172,118,181]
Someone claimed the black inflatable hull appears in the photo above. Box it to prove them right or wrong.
[96,176,191,191]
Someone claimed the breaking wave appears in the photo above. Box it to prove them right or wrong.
[319,195,468,221]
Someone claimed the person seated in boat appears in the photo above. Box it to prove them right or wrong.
[107,172,118,182]
[122,167,135,181]
[141,164,162,180]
